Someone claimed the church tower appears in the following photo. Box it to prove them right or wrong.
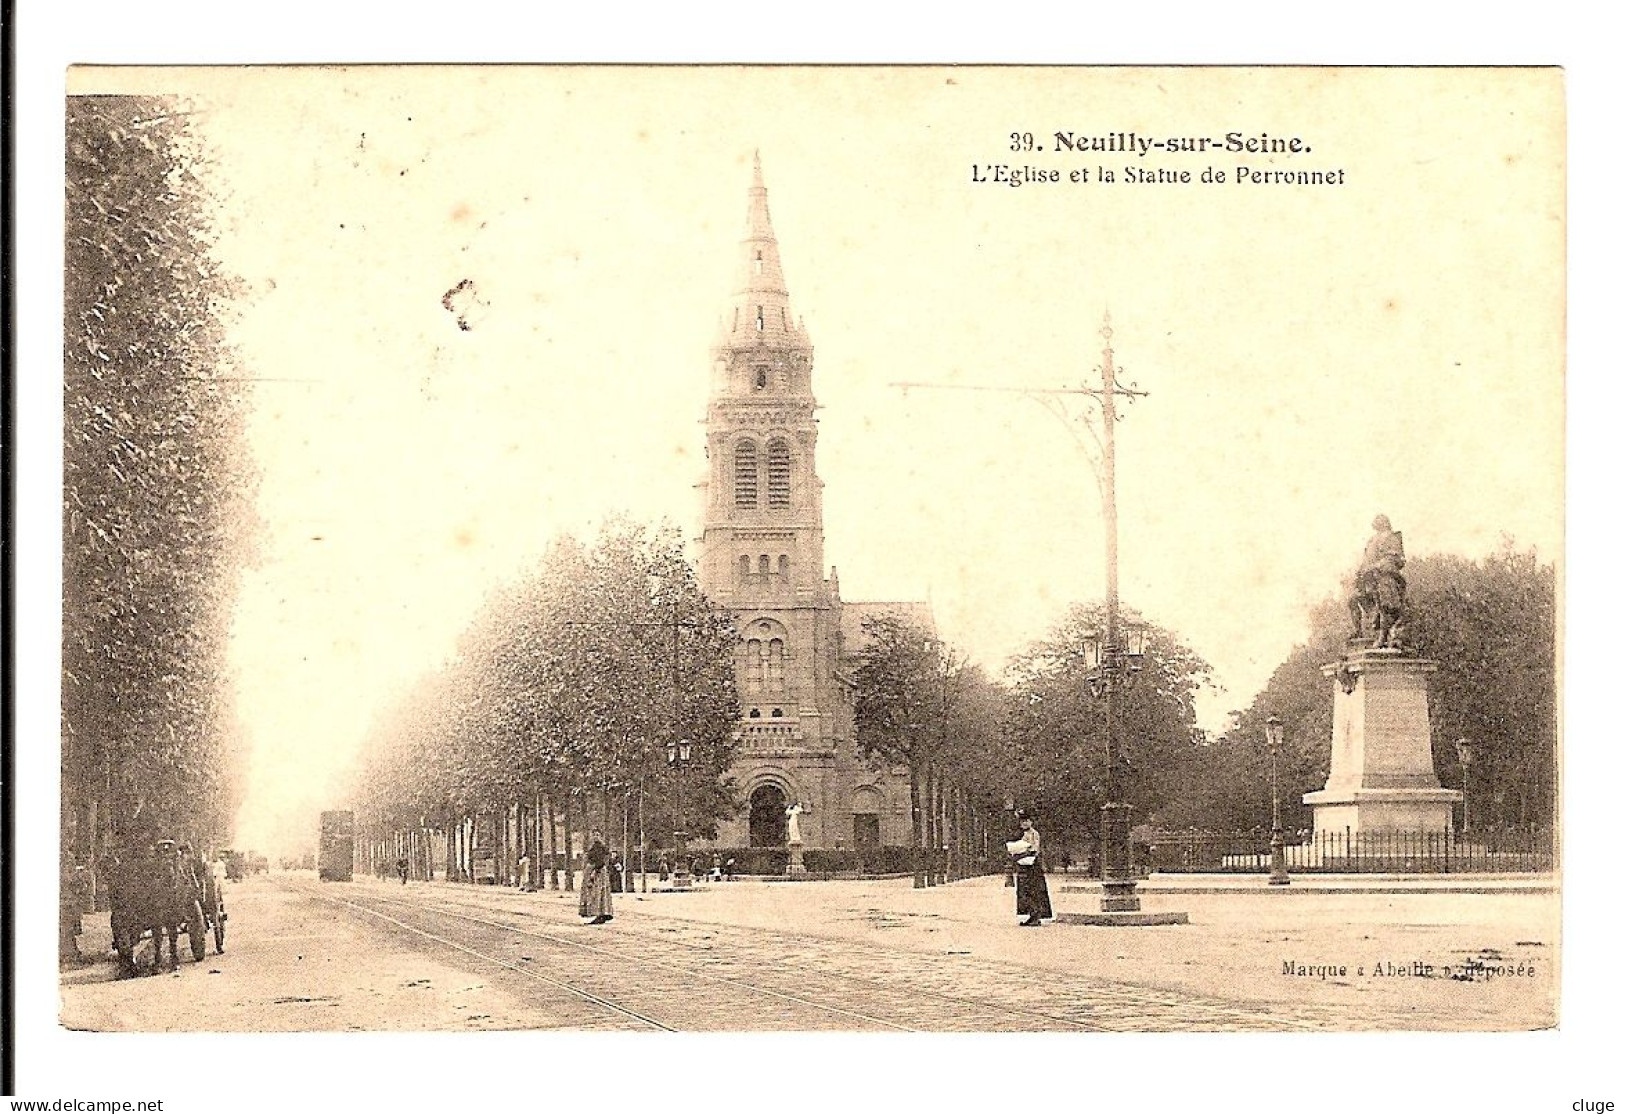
[697,155,847,850]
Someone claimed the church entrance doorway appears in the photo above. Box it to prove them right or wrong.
[851,786,883,849]
[748,784,788,847]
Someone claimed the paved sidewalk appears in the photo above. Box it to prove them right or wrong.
[392,870,1561,1031]
[1056,872,1558,894]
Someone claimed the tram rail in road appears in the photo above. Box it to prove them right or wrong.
[297,879,1323,1032]
[300,881,929,1031]
[302,883,677,1031]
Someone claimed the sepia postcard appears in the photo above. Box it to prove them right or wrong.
[15,53,1599,1113]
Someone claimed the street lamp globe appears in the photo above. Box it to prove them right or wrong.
[1079,631,1103,671]
[1265,715,1284,754]
[666,738,696,891]
[1123,624,1149,660]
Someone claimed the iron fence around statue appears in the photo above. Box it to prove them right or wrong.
[1141,826,1554,875]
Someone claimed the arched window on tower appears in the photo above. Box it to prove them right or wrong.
[744,639,765,692]
[767,638,786,692]
[738,555,751,584]
[777,554,790,579]
[754,250,764,275]
[767,439,791,507]
[755,305,765,332]
[734,440,758,508]
[754,366,768,391]
[758,554,770,576]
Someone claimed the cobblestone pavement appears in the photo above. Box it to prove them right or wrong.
[688,875,1552,1029]
[318,880,1403,1032]
[61,872,1556,1032]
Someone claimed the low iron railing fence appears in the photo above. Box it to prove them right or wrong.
[1141,826,1555,875]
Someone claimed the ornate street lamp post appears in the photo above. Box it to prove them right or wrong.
[1080,621,1148,910]
[1454,738,1473,835]
[1265,715,1290,886]
[1093,324,1142,914]
[667,737,693,890]
[895,315,1183,922]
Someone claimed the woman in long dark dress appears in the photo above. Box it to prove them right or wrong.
[1012,810,1053,927]
[579,830,614,924]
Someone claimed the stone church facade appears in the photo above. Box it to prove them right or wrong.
[696,158,926,852]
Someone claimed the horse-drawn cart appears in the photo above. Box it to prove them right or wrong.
[109,840,225,975]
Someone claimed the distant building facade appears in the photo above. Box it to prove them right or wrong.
[697,157,927,851]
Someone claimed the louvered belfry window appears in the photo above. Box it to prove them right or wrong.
[767,438,791,507]
[735,440,759,507]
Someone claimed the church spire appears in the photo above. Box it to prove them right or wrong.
[719,152,806,348]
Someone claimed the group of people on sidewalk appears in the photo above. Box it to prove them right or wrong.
[573,814,1055,929]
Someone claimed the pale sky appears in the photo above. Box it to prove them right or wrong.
[71,66,1564,855]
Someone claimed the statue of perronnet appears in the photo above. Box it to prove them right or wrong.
[1349,514,1408,650]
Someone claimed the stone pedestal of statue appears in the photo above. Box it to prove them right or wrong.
[1303,648,1461,835]
[786,839,807,874]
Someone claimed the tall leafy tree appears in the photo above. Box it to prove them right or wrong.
[931,660,1022,874]
[62,95,257,868]
[1405,544,1556,829]
[1004,603,1213,849]
[349,519,741,875]
[852,613,956,886]
[937,662,1021,815]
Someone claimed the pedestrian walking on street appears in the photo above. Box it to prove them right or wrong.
[396,856,408,885]
[579,830,613,924]
[1009,810,1053,927]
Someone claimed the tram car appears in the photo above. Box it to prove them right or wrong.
[319,810,356,882]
